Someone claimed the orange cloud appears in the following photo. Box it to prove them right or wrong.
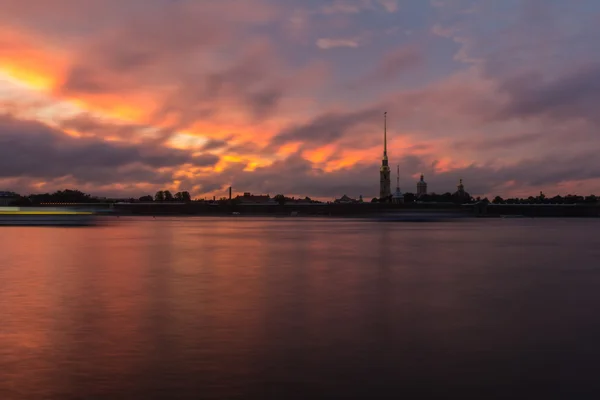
[0,16,329,181]
[303,144,338,164]
[0,29,68,91]
[277,142,302,157]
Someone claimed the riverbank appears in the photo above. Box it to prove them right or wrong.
[30,201,600,218]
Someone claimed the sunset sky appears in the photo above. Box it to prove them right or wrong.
[1,0,599,200]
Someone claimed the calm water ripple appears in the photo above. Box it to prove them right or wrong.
[2,217,600,399]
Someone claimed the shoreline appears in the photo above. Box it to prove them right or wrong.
[15,202,600,218]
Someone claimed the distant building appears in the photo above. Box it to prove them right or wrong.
[452,179,471,203]
[334,195,360,204]
[0,191,18,206]
[286,197,321,205]
[416,174,428,197]
[235,192,276,205]
[392,165,403,204]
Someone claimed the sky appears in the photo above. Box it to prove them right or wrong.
[1,0,600,200]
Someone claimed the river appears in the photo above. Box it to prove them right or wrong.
[1,217,600,399]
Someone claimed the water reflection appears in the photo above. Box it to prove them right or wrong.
[2,218,600,398]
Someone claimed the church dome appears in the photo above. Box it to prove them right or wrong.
[453,178,471,203]
[416,174,428,197]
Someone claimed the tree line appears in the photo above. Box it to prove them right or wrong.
[151,190,192,202]
[5,189,195,205]
[10,189,95,205]
[371,192,600,205]
[491,193,598,205]
[4,188,600,206]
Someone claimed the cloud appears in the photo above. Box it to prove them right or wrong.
[320,1,363,15]
[377,0,399,13]
[0,114,218,185]
[381,47,422,74]
[316,38,361,49]
[0,0,298,134]
[451,131,545,152]
[173,143,600,200]
[356,46,423,84]
[201,138,231,151]
[319,0,398,15]
[57,34,289,128]
[58,113,170,142]
[271,108,382,149]
[4,107,600,200]
[496,64,600,124]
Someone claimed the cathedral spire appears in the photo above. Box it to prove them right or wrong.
[383,112,387,158]
[396,165,400,189]
[379,112,391,200]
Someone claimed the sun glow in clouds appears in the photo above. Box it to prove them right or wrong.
[168,133,210,150]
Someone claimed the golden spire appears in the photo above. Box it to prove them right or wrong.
[383,112,387,158]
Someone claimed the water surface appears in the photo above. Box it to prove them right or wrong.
[1,218,600,399]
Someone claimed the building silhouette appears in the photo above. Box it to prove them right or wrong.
[452,178,471,203]
[235,192,276,205]
[392,165,403,204]
[335,194,361,204]
[379,112,391,200]
[417,174,427,197]
[0,191,18,206]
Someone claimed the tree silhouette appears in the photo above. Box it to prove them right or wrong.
[492,196,504,204]
[164,190,174,201]
[274,194,286,205]
[175,191,192,202]
[28,189,93,204]
[154,191,165,202]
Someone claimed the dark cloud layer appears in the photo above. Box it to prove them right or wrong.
[0,115,218,184]
[498,64,600,123]
[451,132,545,152]
[271,107,381,148]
